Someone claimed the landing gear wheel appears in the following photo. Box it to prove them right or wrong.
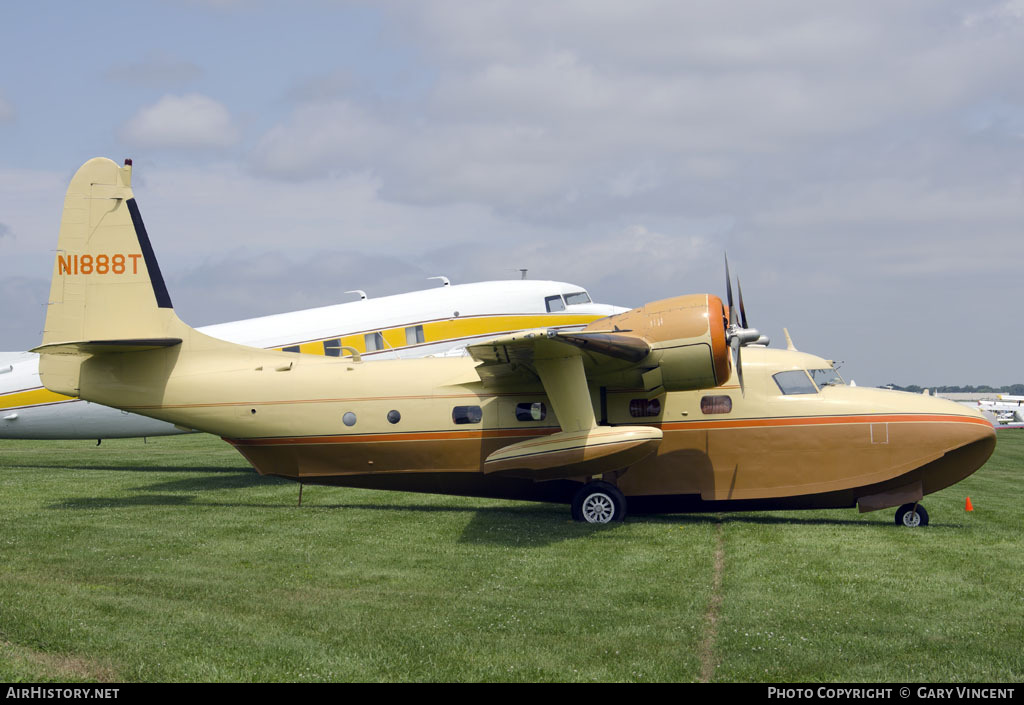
[571,482,627,524]
[895,503,929,527]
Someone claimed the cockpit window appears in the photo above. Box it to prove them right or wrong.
[773,370,818,395]
[564,291,591,306]
[545,295,566,312]
[808,368,844,388]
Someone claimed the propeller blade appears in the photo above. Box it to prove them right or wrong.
[731,336,745,396]
[724,254,735,320]
[737,278,749,329]
[737,343,744,396]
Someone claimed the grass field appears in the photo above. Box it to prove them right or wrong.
[0,431,1021,682]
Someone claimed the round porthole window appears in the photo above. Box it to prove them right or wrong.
[387,410,401,424]
[343,412,357,426]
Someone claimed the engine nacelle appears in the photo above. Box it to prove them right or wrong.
[583,293,730,391]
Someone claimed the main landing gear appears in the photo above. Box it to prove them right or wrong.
[895,502,929,527]
[571,481,627,524]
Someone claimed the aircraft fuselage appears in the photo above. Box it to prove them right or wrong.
[75,343,994,513]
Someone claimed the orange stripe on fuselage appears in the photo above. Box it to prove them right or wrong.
[226,413,990,446]
[659,413,993,432]
[226,427,559,446]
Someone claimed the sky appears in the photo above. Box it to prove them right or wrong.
[2,0,1023,387]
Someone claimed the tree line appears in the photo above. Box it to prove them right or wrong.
[885,384,1024,395]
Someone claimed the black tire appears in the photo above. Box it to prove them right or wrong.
[895,503,929,527]
[571,482,627,524]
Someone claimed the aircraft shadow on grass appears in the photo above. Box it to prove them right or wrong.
[41,468,900,543]
[18,462,253,474]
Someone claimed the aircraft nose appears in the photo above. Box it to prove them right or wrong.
[911,397,996,495]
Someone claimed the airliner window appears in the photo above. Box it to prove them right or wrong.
[774,370,818,395]
[323,339,341,357]
[365,331,384,352]
[629,398,662,417]
[453,405,483,424]
[564,291,592,306]
[809,368,844,388]
[701,395,732,414]
[282,345,300,354]
[406,325,425,346]
[545,295,566,312]
[515,402,546,422]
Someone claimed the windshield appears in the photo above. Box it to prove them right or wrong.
[564,291,592,306]
[774,370,818,395]
[808,368,844,388]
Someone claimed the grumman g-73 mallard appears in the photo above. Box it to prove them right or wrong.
[31,158,995,525]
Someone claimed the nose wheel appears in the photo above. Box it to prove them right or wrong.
[895,503,929,527]
[571,481,627,523]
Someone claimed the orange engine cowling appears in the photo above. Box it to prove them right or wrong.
[583,293,731,390]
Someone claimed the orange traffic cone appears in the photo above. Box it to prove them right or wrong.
[965,497,974,512]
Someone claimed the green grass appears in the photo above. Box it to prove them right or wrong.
[0,432,1020,682]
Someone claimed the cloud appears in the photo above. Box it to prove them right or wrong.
[251,101,387,177]
[120,94,240,149]
[246,1,1024,230]
[963,0,1024,27]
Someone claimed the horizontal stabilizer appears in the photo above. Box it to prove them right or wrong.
[31,338,182,355]
[484,426,662,480]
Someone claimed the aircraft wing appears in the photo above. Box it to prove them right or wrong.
[467,327,649,385]
[467,328,660,479]
[464,296,731,480]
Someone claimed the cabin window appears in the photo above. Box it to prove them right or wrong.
[515,402,546,422]
[343,412,357,426]
[365,331,384,352]
[406,325,425,346]
[774,370,818,395]
[629,398,662,418]
[545,295,566,313]
[387,410,401,424]
[282,345,300,354]
[564,291,592,306]
[452,405,483,424]
[809,368,844,388]
[700,395,733,414]
[323,339,341,357]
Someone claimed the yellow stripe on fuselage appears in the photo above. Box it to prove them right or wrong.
[0,387,76,411]
[274,313,604,354]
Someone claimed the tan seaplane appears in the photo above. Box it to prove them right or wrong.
[32,158,996,525]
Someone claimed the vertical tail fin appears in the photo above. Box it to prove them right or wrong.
[38,157,182,347]
[32,158,188,394]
